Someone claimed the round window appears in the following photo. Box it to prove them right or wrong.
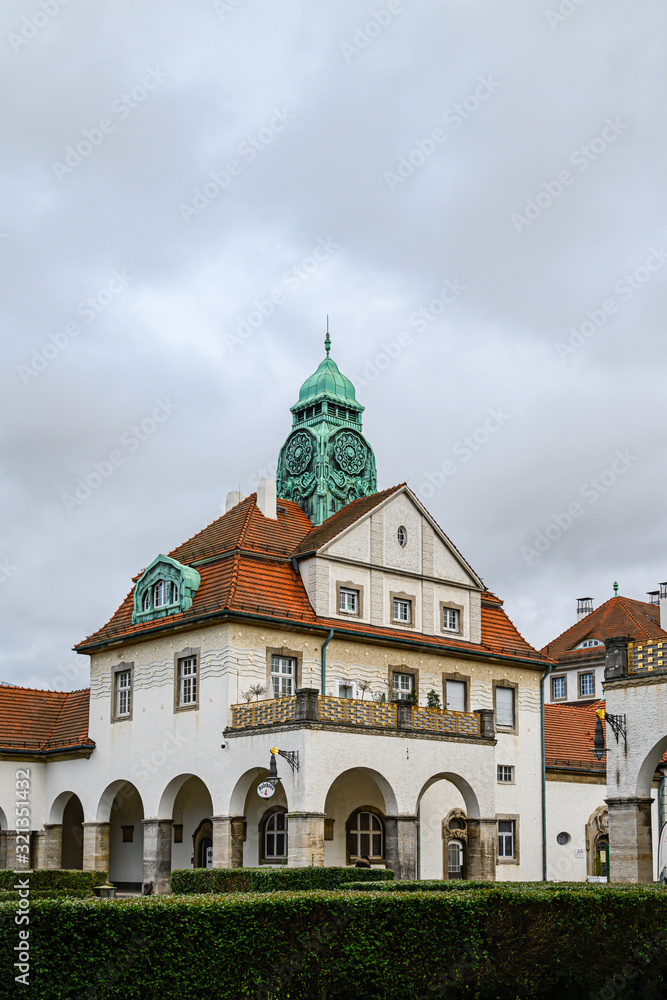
[556,832,571,846]
[397,526,407,547]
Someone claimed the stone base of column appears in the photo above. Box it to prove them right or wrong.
[385,816,418,880]
[2,832,18,870]
[286,813,325,868]
[607,796,654,883]
[467,818,497,881]
[30,830,46,870]
[211,816,245,868]
[43,825,63,870]
[142,820,173,895]
[83,822,110,873]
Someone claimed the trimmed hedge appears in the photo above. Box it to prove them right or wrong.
[0,889,94,900]
[1,885,667,999]
[171,865,394,894]
[0,870,107,891]
[343,878,623,892]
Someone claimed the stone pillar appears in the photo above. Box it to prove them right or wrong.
[82,822,110,873]
[142,819,173,895]
[467,818,497,881]
[43,825,63,870]
[2,832,18,870]
[385,815,418,880]
[394,701,413,731]
[212,816,245,868]
[295,688,320,721]
[607,797,654,883]
[0,831,7,869]
[30,830,46,870]
[604,636,631,681]
[286,812,325,867]
[474,709,496,739]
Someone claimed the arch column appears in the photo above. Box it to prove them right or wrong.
[83,822,110,872]
[607,796,654,883]
[286,812,325,867]
[212,816,244,868]
[142,819,173,894]
[385,815,418,880]
[43,825,63,870]
[2,832,18,870]
[467,818,497,881]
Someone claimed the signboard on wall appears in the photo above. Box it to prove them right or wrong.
[257,781,276,799]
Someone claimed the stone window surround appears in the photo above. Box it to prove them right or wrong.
[492,680,519,734]
[336,580,364,619]
[496,764,515,785]
[345,805,386,864]
[578,669,596,698]
[442,808,468,881]
[390,590,416,629]
[174,647,201,713]
[266,647,303,696]
[439,601,464,637]
[441,671,471,713]
[259,805,288,865]
[388,664,420,701]
[110,662,134,723]
[496,813,520,865]
[551,674,568,701]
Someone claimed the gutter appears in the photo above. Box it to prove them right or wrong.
[540,661,553,881]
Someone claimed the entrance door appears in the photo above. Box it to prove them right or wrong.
[199,837,213,869]
[448,839,465,879]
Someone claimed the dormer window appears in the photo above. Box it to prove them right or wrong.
[154,580,178,608]
[132,554,201,624]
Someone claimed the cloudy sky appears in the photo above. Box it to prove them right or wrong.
[2,0,666,690]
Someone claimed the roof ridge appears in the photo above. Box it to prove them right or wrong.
[226,553,243,610]
[237,493,258,549]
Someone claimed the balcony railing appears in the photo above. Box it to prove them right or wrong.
[230,694,483,737]
[628,640,667,674]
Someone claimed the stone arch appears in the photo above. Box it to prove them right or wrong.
[96,780,144,824]
[321,767,398,817]
[47,792,84,870]
[229,767,279,817]
[96,781,145,890]
[322,768,398,869]
[48,791,78,825]
[0,806,7,830]
[636,735,667,798]
[229,768,289,868]
[416,772,481,819]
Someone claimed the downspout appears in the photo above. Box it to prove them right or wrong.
[540,660,553,881]
[321,629,334,696]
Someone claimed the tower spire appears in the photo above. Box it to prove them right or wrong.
[325,315,331,357]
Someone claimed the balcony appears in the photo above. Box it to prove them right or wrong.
[228,690,494,739]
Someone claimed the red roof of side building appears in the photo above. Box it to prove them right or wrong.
[541,596,666,662]
[0,687,94,755]
[76,491,547,665]
[545,700,606,773]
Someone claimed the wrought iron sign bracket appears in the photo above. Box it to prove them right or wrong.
[271,747,300,773]
[605,713,627,752]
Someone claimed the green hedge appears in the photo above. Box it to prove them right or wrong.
[0,870,107,891]
[1,885,667,999]
[0,889,94,900]
[171,865,394,894]
[344,879,622,892]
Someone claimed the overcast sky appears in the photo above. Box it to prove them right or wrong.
[2,0,666,690]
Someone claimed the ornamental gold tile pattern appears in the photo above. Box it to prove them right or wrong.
[412,706,481,735]
[628,640,666,674]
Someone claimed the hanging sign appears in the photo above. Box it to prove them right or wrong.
[257,781,276,799]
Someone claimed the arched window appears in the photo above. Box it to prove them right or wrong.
[154,580,175,608]
[142,590,151,612]
[346,808,384,864]
[261,809,288,864]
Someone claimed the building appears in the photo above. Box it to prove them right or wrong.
[0,339,551,890]
[542,591,666,705]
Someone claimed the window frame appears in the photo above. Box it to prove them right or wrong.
[578,670,596,698]
[111,663,134,723]
[493,680,518,733]
[440,602,463,636]
[390,591,415,628]
[174,647,200,713]
[441,672,470,713]
[336,581,363,618]
[336,679,357,700]
[497,814,520,864]
[497,764,515,784]
[265,646,302,698]
[270,655,297,698]
[346,806,385,865]
[389,664,419,702]
[551,675,567,701]
[397,526,407,547]
[259,807,288,865]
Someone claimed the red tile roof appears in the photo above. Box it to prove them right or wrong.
[545,700,605,773]
[0,687,94,755]
[542,596,666,661]
[76,491,547,666]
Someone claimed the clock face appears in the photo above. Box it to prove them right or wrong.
[257,781,276,799]
[285,431,314,475]
[334,431,367,475]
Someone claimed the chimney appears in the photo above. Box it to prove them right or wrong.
[647,591,660,608]
[577,597,593,619]
[660,583,667,628]
[257,479,277,520]
[225,491,244,513]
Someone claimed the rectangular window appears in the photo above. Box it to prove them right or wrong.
[179,656,198,706]
[115,670,131,718]
[495,686,515,729]
[393,598,412,623]
[271,655,295,698]
[498,819,515,858]
[392,672,414,700]
[445,679,466,713]
[337,681,355,699]
[443,608,460,632]
[497,765,514,783]
[339,588,360,615]
[552,675,567,700]
[579,672,595,697]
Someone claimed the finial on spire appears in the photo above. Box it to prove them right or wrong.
[325,315,331,356]
[613,581,619,597]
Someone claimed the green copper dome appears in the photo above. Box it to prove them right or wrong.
[296,357,360,408]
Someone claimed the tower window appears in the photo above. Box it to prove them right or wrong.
[397,526,407,547]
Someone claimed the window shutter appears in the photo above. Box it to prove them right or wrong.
[495,687,514,727]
